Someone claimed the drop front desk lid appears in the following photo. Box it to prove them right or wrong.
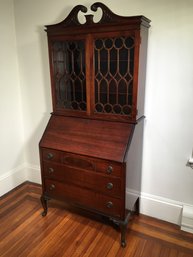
[40,115,134,163]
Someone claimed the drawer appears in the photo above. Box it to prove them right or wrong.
[41,148,123,178]
[62,152,95,171]
[44,179,124,218]
[43,162,122,198]
[62,152,123,177]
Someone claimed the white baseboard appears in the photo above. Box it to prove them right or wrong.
[26,163,41,184]
[0,163,41,197]
[126,189,183,225]
[0,164,27,196]
[181,205,193,233]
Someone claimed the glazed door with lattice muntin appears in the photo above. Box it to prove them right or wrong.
[92,32,137,121]
[50,36,87,115]
[49,32,138,121]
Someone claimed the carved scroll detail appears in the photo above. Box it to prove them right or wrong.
[60,2,120,26]
[56,5,87,27]
[45,2,150,29]
[91,2,122,24]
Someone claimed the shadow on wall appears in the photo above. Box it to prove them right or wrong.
[21,25,53,183]
[16,5,81,187]
[125,119,144,211]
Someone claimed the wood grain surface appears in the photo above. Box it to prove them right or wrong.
[40,115,134,162]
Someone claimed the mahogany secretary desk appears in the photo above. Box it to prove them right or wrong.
[39,2,150,247]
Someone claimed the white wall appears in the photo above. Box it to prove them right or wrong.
[3,0,193,223]
[0,0,26,195]
[139,0,193,202]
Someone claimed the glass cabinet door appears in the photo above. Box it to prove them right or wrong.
[94,35,135,116]
[52,39,87,112]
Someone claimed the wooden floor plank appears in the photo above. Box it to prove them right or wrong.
[67,221,103,257]
[0,182,193,257]
[130,222,193,251]
[79,223,107,257]
[168,248,178,257]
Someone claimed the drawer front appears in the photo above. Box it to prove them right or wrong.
[43,162,122,198]
[62,152,122,177]
[62,152,95,171]
[44,179,124,218]
[41,148,123,178]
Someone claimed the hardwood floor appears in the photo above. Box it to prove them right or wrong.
[0,182,193,257]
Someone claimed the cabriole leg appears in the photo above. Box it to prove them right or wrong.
[40,195,49,217]
[120,211,132,248]
[120,222,127,247]
[135,197,140,215]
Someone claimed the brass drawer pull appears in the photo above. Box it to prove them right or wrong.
[48,168,54,174]
[47,153,54,160]
[107,165,113,174]
[106,182,113,190]
[49,184,55,191]
[106,201,113,208]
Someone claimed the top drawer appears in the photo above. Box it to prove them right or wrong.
[41,148,123,177]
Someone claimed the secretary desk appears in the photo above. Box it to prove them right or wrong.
[39,2,150,247]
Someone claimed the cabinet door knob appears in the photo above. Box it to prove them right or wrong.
[106,182,113,190]
[106,201,113,208]
[47,153,54,160]
[49,184,55,191]
[107,165,113,174]
[48,168,54,174]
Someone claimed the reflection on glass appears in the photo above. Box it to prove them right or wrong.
[53,40,86,111]
[94,36,134,115]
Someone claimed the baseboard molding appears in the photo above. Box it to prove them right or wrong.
[126,189,183,225]
[181,205,193,233]
[0,164,27,197]
[26,163,41,184]
[0,163,41,197]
